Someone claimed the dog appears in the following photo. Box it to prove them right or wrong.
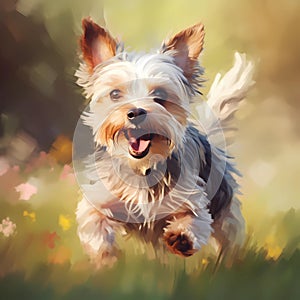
[74,18,254,267]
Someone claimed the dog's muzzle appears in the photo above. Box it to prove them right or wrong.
[124,128,153,159]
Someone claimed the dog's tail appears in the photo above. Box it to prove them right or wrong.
[196,52,255,149]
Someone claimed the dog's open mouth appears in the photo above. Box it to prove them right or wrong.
[125,129,153,159]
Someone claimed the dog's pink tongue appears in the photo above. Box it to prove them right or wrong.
[129,137,150,153]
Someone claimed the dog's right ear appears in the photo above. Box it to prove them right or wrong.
[80,18,117,72]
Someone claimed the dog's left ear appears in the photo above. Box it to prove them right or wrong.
[80,18,118,72]
[161,23,204,79]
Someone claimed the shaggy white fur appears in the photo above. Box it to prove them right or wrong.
[73,19,254,266]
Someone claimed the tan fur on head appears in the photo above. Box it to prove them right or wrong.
[95,95,186,174]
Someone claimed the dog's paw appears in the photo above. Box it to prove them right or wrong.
[164,232,196,257]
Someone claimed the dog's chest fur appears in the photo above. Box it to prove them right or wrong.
[95,125,236,225]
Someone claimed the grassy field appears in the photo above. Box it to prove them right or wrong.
[0,155,299,299]
[0,250,299,300]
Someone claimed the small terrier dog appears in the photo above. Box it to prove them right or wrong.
[74,18,254,267]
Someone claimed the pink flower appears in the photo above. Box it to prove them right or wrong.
[60,165,76,184]
[15,182,37,200]
[0,217,16,237]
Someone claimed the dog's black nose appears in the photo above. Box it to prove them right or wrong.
[127,108,147,124]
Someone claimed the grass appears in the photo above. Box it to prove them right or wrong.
[0,152,299,300]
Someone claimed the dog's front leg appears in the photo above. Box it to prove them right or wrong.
[163,211,213,257]
[76,197,121,268]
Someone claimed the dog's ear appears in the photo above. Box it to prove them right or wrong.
[161,23,204,79]
[80,18,117,72]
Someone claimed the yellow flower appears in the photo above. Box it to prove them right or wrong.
[201,258,209,266]
[266,245,283,260]
[264,234,283,260]
[49,135,72,164]
[58,214,72,231]
[23,210,36,222]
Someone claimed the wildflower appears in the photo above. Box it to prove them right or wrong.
[23,210,36,222]
[0,217,16,237]
[15,182,37,200]
[59,214,72,231]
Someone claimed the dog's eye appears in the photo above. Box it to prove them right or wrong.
[151,88,168,106]
[151,88,168,100]
[110,89,122,101]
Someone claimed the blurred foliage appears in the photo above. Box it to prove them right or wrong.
[0,0,300,299]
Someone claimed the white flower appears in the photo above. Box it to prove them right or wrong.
[0,217,17,237]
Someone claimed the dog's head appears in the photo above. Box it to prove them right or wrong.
[76,19,205,175]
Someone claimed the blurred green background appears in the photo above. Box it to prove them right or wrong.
[0,0,300,299]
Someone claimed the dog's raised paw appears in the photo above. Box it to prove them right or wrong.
[164,232,196,257]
